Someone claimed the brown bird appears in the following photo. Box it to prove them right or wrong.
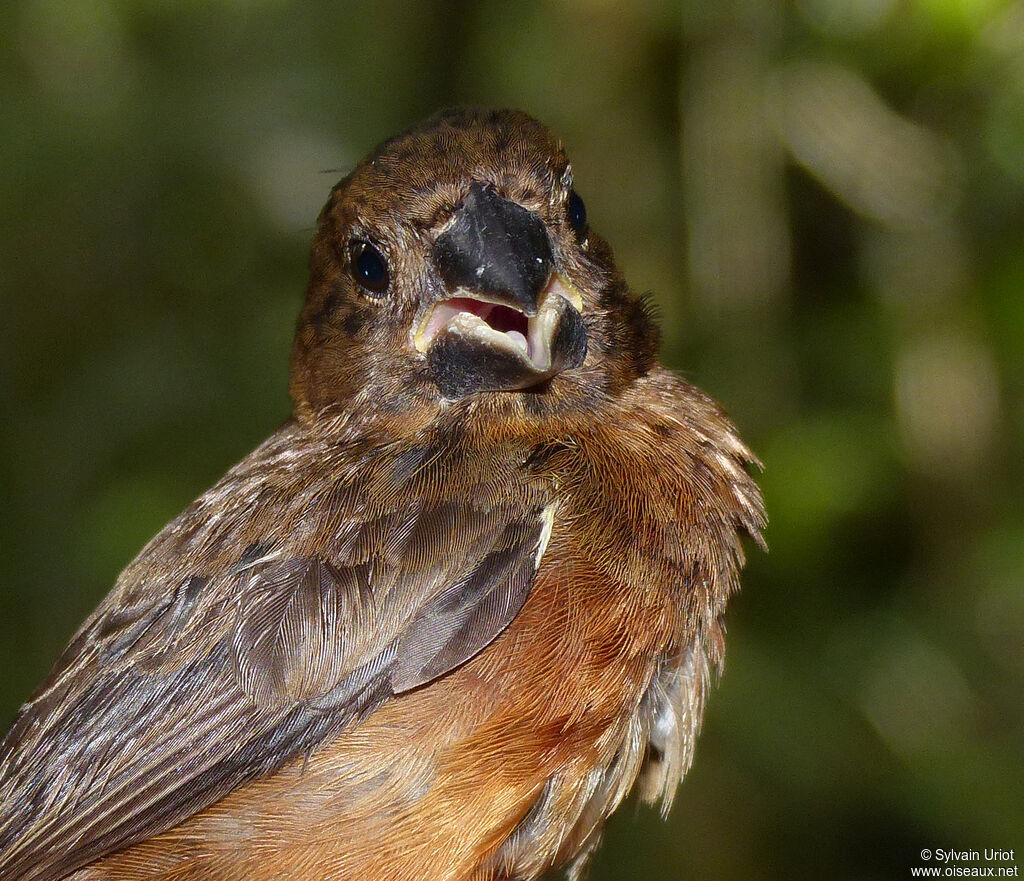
[0,108,764,881]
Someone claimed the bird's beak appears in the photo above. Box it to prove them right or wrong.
[415,183,588,399]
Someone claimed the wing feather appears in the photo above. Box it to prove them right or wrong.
[0,431,553,881]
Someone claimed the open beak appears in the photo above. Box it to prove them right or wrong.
[416,183,588,399]
[414,274,584,373]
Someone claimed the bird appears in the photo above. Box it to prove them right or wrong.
[0,107,765,881]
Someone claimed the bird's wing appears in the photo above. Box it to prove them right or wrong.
[0,460,554,881]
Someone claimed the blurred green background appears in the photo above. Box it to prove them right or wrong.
[1,0,1022,878]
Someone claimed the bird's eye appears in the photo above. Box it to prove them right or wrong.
[349,240,390,295]
[567,189,587,235]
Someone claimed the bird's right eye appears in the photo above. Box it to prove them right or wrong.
[566,189,587,235]
[349,240,390,296]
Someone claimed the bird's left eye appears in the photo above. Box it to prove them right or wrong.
[567,189,587,235]
[349,240,390,296]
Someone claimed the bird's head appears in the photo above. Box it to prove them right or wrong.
[290,108,659,432]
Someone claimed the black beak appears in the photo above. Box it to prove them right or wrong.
[432,183,553,314]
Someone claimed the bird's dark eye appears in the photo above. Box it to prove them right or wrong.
[349,240,390,295]
[567,190,587,234]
